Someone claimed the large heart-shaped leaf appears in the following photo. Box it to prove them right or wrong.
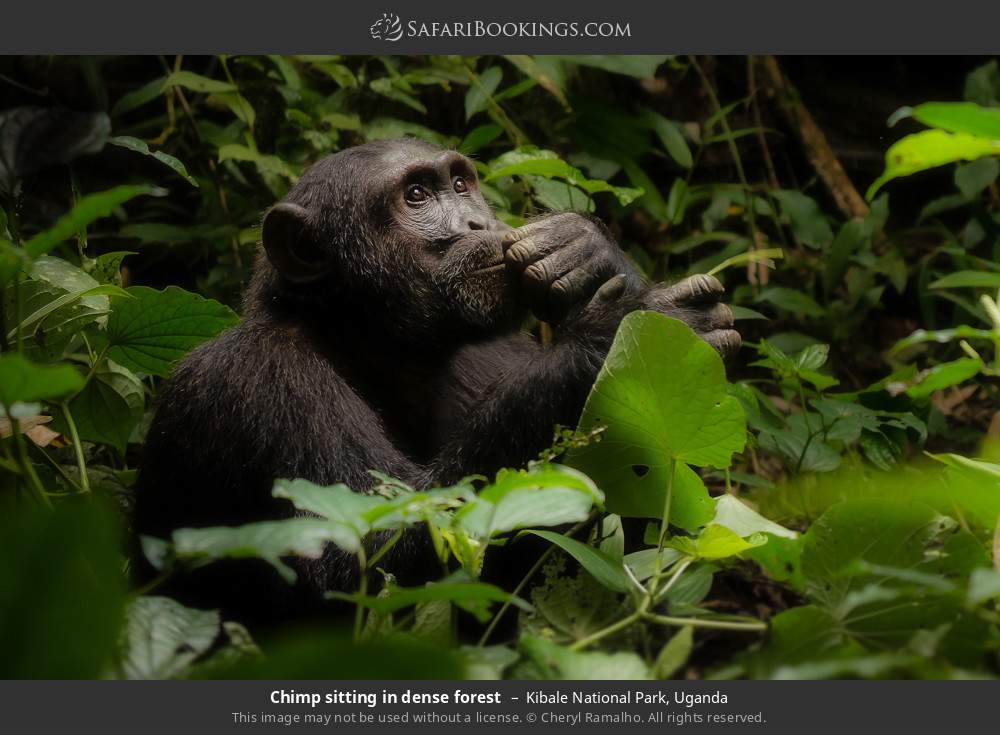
[568,312,745,526]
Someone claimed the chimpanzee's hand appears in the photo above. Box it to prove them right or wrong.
[573,273,741,360]
[502,213,638,323]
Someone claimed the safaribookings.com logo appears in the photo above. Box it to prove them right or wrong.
[369,13,631,41]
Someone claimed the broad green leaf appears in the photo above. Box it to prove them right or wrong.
[88,251,133,285]
[459,124,504,155]
[800,499,954,612]
[54,359,145,455]
[331,580,527,623]
[486,148,641,206]
[905,358,982,399]
[930,270,1000,289]
[520,530,630,593]
[867,130,1000,199]
[954,156,999,198]
[755,286,825,317]
[24,185,164,258]
[109,136,198,187]
[568,313,744,525]
[889,326,996,354]
[465,66,502,120]
[772,190,833,249]
[217,144,297,181]
[761,460,1000,533]
[639,109,692,168]
[459,465,602,539]
[173,518,352,583]
[653,626,693,678]
[667,524,767,561]
[518,635,649,679]
[104,286,238,377]
[711,495,798,539]
[7,280,127,343]
[0,502,125,677]
[909,101,1000,140]
[118,596,220,680]
[0,354,83,406]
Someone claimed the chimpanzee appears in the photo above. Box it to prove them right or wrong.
[134,138,739,621]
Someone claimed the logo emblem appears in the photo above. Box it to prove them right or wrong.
[370,13,403,41]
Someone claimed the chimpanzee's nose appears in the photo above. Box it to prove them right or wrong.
[466,215,487,231]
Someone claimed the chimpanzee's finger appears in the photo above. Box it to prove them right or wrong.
[663,274,725,306]
[549,263,606,313]
[501,214,575,247]
[579,274,628,318]
[704,302,735,330]
[701,328,742,360]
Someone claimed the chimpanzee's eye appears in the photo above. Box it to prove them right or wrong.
[405,185,428,204]
[453,176,468,194]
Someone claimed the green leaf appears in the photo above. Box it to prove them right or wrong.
[639,109,692,168]
[755,287,825,318]
[459,124,503,155]
[867,130,1000,199]
[173,519,351,584]
[905,358,982,399]
[568,312,745,525]
[109,136,199,187]
[118,596,220,679]
[954,156,999,198]
[104,286,238,377]
[54,359,145,455]
[486,148,641,206]
[653,626,693,678]
[331,580,526,623]
[0,354,84,406]
[909,101,1000,140]
[667,524,767,561]
[164,70,237,95]
[520,530,631,593]
[465,66,502,121]
[930,271,1000,289]
[459,465,602,539]
[518,635,649,679]
[800,499,954,612]
[772,190,833,249]
[24,185,164,258]
[0,502,125,677]
[711,495,798,540]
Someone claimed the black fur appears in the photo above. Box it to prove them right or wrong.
[134,139,739,622]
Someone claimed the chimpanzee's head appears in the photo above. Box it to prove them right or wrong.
[258,138,521,342]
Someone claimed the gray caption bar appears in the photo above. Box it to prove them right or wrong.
[0,680,993,734]
[2,0,1000,53]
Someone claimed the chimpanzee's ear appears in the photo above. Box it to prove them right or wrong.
[261,202,332,283]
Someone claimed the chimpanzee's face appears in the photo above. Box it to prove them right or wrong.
[262,140,525,342]
[373,143,521,332]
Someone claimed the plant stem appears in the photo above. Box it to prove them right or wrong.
[569,610,644,652]
[353,546,368,641]
[61,402,90,494]
[477,514,595,647]
[656,457,677,571]
[8,422,52,508]
[642,613,766,632]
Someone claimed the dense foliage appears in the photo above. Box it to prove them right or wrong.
[1,55,1000,680]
